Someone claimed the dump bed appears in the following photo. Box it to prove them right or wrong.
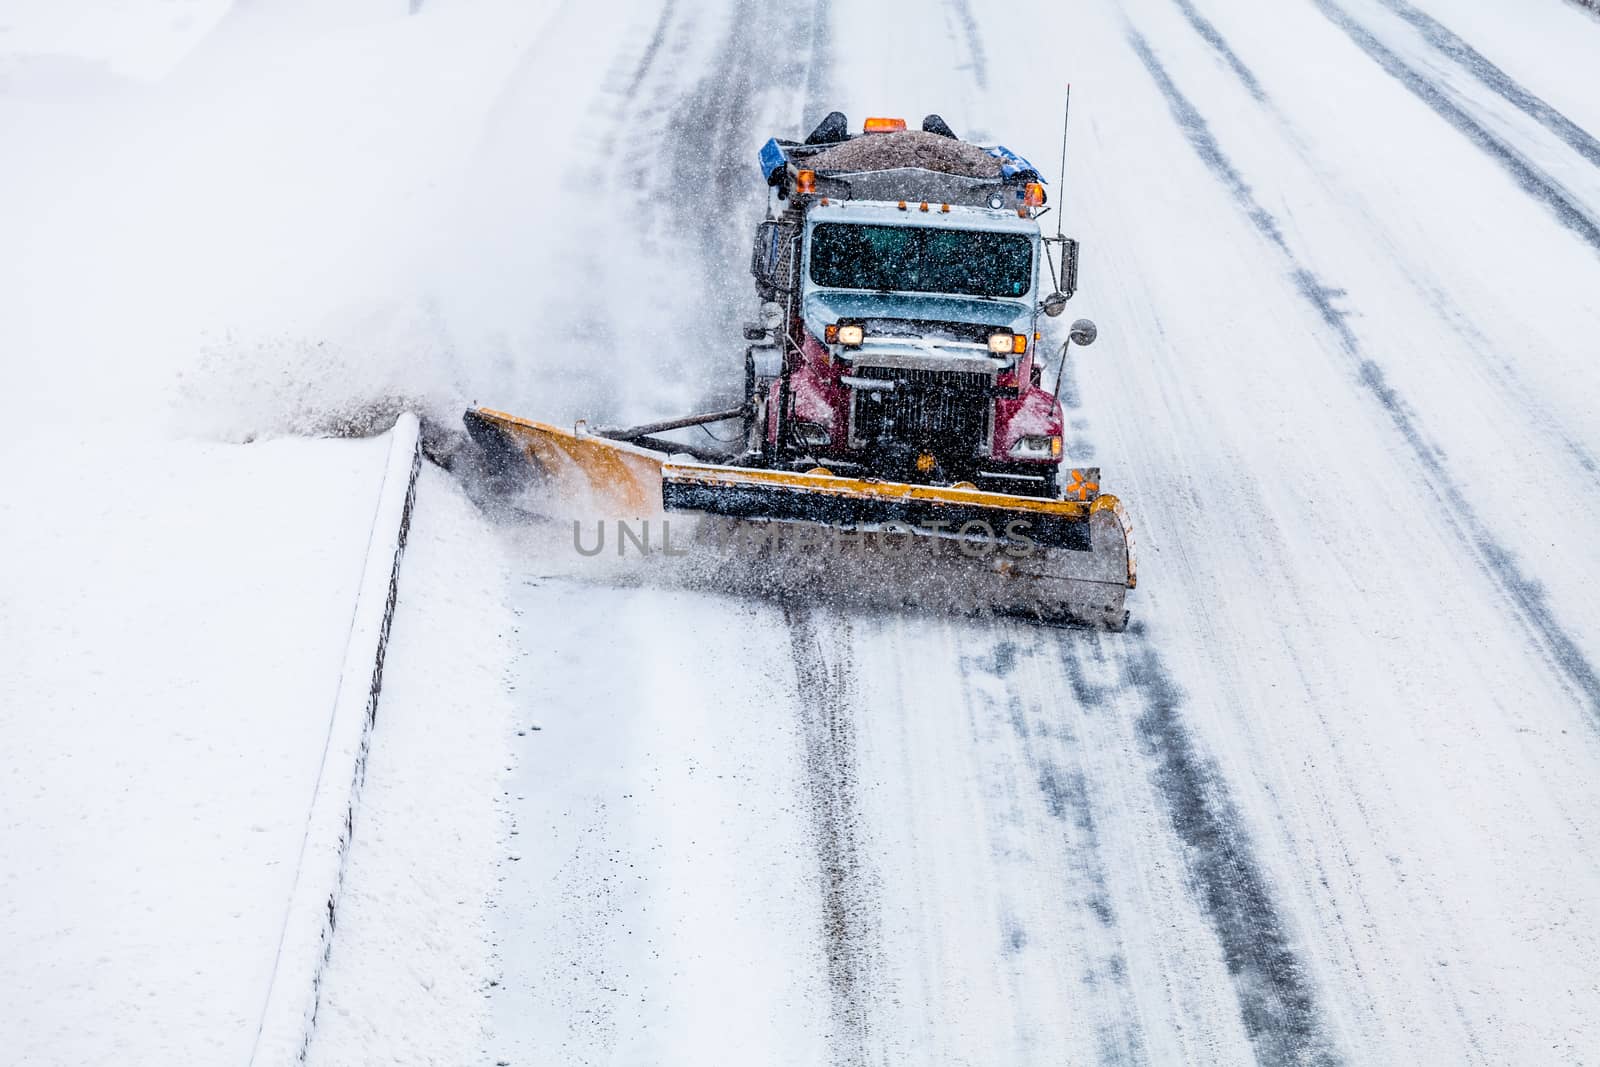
[759,118,1047,210]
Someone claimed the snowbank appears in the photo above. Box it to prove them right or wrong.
[303,464,518,1067]
[0,433,393,1066]
[0,2,551,1058]
[251,415,422,1066]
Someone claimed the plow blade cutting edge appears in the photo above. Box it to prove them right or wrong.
[464,407,1136,628]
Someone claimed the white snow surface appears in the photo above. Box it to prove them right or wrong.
[8,0,1600,1065]
[0,2,532,1063]
[0,434,391,1066]
[303,464,517,1067]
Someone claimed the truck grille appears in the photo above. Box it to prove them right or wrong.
[850,366,992,454]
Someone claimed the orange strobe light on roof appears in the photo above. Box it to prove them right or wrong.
[863,116,907,133]
[1024,181,1045,206]
[795,169,817,194]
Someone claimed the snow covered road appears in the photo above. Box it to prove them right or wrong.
[8,0,1600,1063]
[454,0,1600,1063]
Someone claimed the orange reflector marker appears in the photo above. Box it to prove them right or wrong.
[819,197,830,206]
[1012,333,1027,354]
[940,203,950,213]
[1024,181,1045,206]
[915,452,937,473]
[864,116,907,133]
[919,201,929,212]
[1065,466,1097,499]
[897,200,907,210]
[795,169,816,194]
[824,324,839,343]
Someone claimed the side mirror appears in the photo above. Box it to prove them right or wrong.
[751,223,798,300]
[751,221,782,286]
[1051,318,1098,403]
[743,302,785,340]
[1041,292,1069,317]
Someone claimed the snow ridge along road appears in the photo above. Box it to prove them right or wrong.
[250,413,423,1067]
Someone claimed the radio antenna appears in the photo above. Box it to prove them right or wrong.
[1055,85,1071,240]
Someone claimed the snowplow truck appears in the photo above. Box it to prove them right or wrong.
[465,112,1136,627]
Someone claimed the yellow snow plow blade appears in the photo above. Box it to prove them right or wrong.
[467,407,667,516]
[464,407,1136,628]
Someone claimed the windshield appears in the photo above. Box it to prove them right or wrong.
[808,223,1033,299]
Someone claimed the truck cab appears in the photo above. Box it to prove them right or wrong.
[747,114,1082,499]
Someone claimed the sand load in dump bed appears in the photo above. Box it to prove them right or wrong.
[763,123,1047,209]
[804,130,1007,178]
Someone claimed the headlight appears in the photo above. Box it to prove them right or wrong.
[988,332,1026,355]
[837,324,864,347]
[793,421,831,447]
[1009,435,1062,459]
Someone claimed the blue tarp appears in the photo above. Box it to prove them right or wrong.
[759,138,788,182]
[985,145,1044,182]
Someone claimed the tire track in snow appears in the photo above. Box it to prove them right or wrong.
[944,0,990,91]
[1025,190,1335,1063]
[1307,0,1600,257]
[784,603,885,1064]
[621,0,678,103]
[986,324,1330,1062]
[1126,28,1600,723]
[1372,0,1600,171]
[1156,0,1600,489]
[656,33,876,1043]
[1057,628,1343,1067]
[1166,0,1266,103]
[661,0,833,393]
[1049,283,1484,1062]
[961,637,1149,1065]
